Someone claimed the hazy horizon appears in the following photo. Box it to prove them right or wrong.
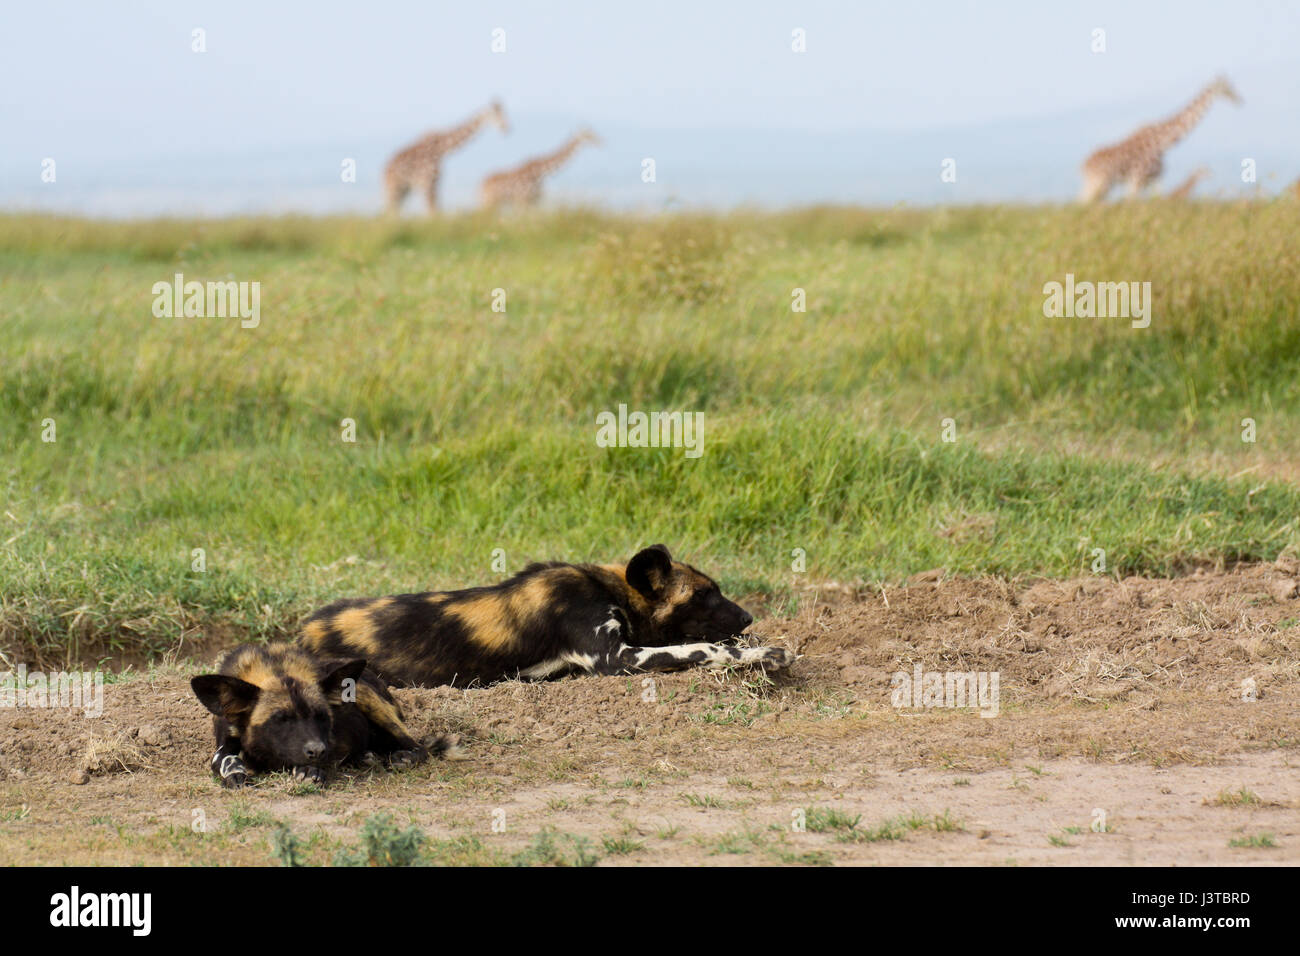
[2,1,1296,217]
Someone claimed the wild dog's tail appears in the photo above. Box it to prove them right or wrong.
[424,733,466,761]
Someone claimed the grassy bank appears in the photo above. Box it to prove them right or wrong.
[2,203,1297,664]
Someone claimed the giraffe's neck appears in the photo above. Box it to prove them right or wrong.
[534,137,587,176]
[1150,85,1222,151]
[439,109,494,152]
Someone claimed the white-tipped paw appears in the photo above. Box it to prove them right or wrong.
[292,765,325,786]
[758,647,796,671]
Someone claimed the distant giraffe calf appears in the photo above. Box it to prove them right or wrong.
[384,100,509,214]
[1167,167,1210,200]
[479,128,601,209]
[1080,77,1240,203]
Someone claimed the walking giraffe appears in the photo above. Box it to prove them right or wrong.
[1080,77,1240,203]
[384,100,509,214]
[1166,167,1210,200]
[479,129,601,209]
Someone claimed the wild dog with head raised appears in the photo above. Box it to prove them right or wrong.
[190,643,454,788]
[299,544,794,687]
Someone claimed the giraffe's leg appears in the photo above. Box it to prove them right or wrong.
[384,173,409,215]
[1127,162,1161,198]
[382,180,408,215]
[423,170,441,214]
[1079,171,1109,203]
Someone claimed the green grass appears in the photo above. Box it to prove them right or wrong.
[3,205,1298,663]
[1228,832,1277,849]
[511,828,601,867]
[1210,787,1261,807]
[681,792,726,809]
[267,815,500,866]
[224,803,278,832]
[803,805,963,843]
[601,835,646,855]
[803,806,862,833]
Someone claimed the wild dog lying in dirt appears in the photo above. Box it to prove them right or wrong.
[300,544,795,687]
[190,643,455,788]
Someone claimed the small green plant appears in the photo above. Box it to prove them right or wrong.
[824,809,964,844]
[848,819,907,843]
[1211,788,1260,808]
[803,807,862,833]
[333,813,425,867]
[931,810,962,832]
[269,825,304,867]
[769,845,834,866]
[1228,833,1277,849]
[710,829,765,855]
[511,828,601,867]
[682,792,725,808]
[601,835,646,855]
[693,692,771,727]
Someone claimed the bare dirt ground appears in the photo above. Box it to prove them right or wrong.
[2,562,1298,866]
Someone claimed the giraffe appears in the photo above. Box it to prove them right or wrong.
[479,129,602,209]
[384,100,509,214]
[1166,167,1210,200]
[1080,77,1240,203]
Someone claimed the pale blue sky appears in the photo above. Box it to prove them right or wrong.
[2,1,1295,212]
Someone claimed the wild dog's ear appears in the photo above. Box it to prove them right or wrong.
[190,675,260,722]
[626,544,674,599]
[319,658,367,693]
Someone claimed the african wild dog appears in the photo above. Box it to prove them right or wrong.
[299,544,795,687]
[190,643,456,788]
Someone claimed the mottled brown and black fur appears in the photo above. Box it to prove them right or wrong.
[190,643,453,788]
[300,544,794,687]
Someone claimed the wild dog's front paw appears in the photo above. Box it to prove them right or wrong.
[215,753,248,789]
[387,747,428,770]
[759,647,796,671]
[292,765,325,786]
